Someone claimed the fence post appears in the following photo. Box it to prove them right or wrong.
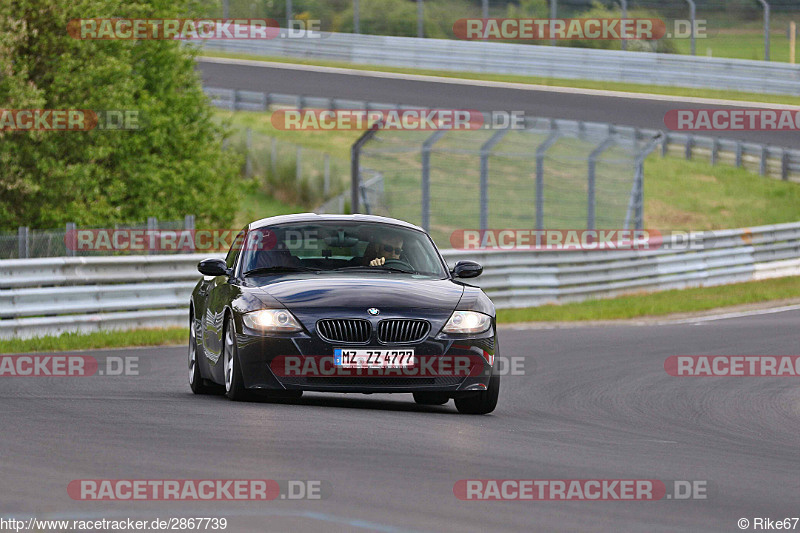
[479,129,510,232]
[271,137,277,177]
[245,128,253,177]
[535,121,561,231]
[65,222,76,257]
[620,0,627,51]
[417,0,424,38]
[757,0,770,61]
[350,122,383,214]
[421,130,448,232]
[323,153,331,196]
[550,0,557,47]
[685,0,696,55]
[184,214,195,231]
[735,141,743,167]
[587,137,615,230]
[147,217,157,255]
[354,0,360,33]
[286,0,293,26]
[18,226,29,259]
[760,146,768,176]
[685,134,693,160]
[296,146,302,188]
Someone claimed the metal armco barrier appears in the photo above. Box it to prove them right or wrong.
[2,222,800,338]
[199,29,800,96]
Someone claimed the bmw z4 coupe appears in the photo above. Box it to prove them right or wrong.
[188,213,499,414]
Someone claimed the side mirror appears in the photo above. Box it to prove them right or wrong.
[452,260,483,279]
[198,258,230,277]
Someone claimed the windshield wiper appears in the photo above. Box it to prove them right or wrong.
[330,266,415,274]
[244,266,321,276]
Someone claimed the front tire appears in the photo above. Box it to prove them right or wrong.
[455,374,499,415]
[223,316,249,401]
[189,314,215,394]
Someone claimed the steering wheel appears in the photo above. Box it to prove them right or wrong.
[382,259,415,272]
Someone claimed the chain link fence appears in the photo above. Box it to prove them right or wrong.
[352,119,661,246]
[0,217,194,260]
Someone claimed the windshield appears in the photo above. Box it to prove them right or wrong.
[238,221,448,279]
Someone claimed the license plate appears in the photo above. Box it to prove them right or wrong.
[334,348,415,368]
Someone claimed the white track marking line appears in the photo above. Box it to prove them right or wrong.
[199,56,800,109]
[664,304,800,325]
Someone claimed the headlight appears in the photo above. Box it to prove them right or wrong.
[442,311,491,334]
[242,309,302,332]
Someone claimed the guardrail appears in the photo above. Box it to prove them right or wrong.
[199,29,800,96]
[206,87,800,183]
[2,222,800,338]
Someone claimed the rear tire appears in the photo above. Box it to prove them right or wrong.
[189,314,215,395]
[455,374,499,415]
[223,317,250,401]
[413,392,449,405]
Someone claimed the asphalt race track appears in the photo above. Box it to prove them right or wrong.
[197,58,800,149]
[2,309,799,532]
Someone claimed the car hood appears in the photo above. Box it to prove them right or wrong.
[247,274,464,311]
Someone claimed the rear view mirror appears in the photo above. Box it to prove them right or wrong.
[198,258,229,277]
[453,260,483,279]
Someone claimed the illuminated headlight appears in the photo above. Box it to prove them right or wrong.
[442,311,491,334]
[242,309,302,332]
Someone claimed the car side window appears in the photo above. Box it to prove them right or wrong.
[225,230,245,270]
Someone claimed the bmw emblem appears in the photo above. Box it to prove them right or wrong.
[367,308,380,316]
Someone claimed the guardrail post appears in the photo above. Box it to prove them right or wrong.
[735,141,743,167]
[65,222,76,257]
[685,135,693,160]
[550,0,557,47]
[781,149,789,181]
[271,137,277,177]
[354,0,360,34]
[760,146,768,176]
[661,133,668,157]
[147,217,157,255]
[711,138,719,165]
[286,0,293,26]
[587,136,615,230]
[421,130,448,232]
[184,214,195,231]
[536,121,561,231]
[479,128,510,232]
[18,226,28,259]
[232,89,239,111]
[324,154,331,196]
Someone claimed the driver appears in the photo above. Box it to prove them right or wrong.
[368,233,404,267]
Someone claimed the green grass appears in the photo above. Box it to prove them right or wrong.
[498,276,800,323]
[0,327,189,354]
[201,51,800,106]
[673,29,795,62]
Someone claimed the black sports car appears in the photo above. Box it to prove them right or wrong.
[188,213,499,414]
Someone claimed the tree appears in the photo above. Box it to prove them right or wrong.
[0,0,240,229]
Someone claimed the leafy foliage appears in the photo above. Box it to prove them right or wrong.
[0,0,241,230]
